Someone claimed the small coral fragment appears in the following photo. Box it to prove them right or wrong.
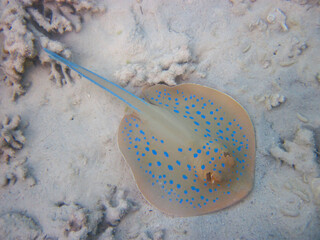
[0,115,26,162]
[258,93,286,110]
[270,127,319,176]
[266,8,288,32]
[115,46,195,87]
[53,202,104,240]
[0,157,36,187]
[101,184,138,227]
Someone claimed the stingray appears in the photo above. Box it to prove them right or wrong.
[44,48,255,217]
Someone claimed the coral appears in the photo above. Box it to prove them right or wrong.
[266,8,288,32]
[0,0,105,100]
[52,202,104,240]
[101,184,138,227]
[114,45,195,87]
[0,212,42,239]
[0,115,26,162]
[257,93,286,110]
[311,178,320,205]
[270,127,319,177]
[0,157,36,187]
[51,185,138,239]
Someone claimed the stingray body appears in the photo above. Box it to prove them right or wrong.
[44,48,255,217]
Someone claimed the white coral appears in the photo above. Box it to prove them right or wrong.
[270,127,319,177]
[258,93,286,110]
[0,115,26,162]
[0,157,36,187]
[101,184,138,227]
[53,202,104,240]
[0,0,105,99]
[114,45,195,87]
[266,8,288,32]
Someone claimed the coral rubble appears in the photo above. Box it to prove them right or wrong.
[51,184,138,239]
[114,45,195,87]
[257,93,286,110]
[270,127,319,176]
[0,115,26,162]
[0,0,105,100]
[0,157,36,187]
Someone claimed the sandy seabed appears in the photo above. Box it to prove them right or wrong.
[0,0,320,239]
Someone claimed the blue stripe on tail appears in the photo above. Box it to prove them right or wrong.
[43,48,149,112]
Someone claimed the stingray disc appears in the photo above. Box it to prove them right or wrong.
[118,83,255,217]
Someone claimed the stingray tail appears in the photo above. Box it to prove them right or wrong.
[43,48,149,113]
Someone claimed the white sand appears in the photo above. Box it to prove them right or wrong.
[0,0,320,239]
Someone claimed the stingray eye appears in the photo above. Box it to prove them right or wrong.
[223,152,231,157]
[206,172,212,183]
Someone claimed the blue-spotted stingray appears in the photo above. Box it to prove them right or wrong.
[44,48,255,217]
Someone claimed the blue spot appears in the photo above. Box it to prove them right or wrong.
[201,165,205,170]
[206,151,210,155]
[174,110,179,113]
[145,147,150,151]
[194,121,200,126]
[214,148,219,153]
[187,164,191,169]
[201,115,206,119]
[177,184,181,189]
[209,189,213,193]
[178,148,183,152]
[182,175,188,180]
[228,122,232,125]
[168,165,173,171]
[148,163,152,167]
[206,121,211,125]
[164,151,169,158]
[152,150,157,155]
[140,130,145,135]
[157,161,162,166]
[160,140,164,143]
[194,153,198,158]
[196,111,201,115]
[192,104,196,108]
[169,180,173,184]
[237,146,242,151]
[176,160,181,166]
[184,190,188,194]
[197,149,201,154]
[221,163,225,168]
[179,199,183,204]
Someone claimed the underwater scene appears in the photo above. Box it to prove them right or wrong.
[0,0,319,239]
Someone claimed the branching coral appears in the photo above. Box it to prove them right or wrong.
[0,157,36,187]
[53,202,104,240]
[0,115,26,162]
[101,184,138,227]
[114,45,195,87]
[270,127,319,177]
[0,0,105,100]
[52,185,138,239]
